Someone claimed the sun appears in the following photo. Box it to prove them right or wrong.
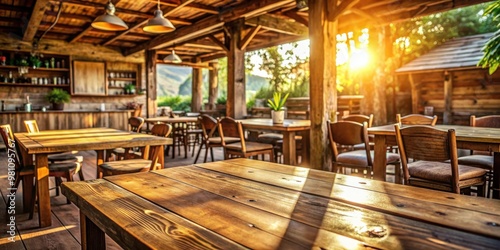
[349,49,370,70]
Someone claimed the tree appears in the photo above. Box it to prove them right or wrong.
[479,1,500,74]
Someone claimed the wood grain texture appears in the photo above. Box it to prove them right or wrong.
[62,179,245,250]
[72,61,106,95]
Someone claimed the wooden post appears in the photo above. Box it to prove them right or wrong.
[208,61,219,110]
[226,19,247,119]
[308,0,337,170]
[192,59,203,112]
[409,73,419,114]
[443,70,453,124]
[145,50,157,118]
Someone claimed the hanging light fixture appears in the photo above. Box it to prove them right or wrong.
[143,0,175,33]
[91,0,128,31]
[163,49,182,63]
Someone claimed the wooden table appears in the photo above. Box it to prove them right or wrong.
[239,118,310,166]
[14,127,172,228]
[62,158,500,249]
[368,124,500,198]
[146,116,199,159]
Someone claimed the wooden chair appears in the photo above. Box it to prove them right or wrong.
[109,116,145,161]
[395,124,487,195]
[457,115,500,197]
[186,120,203,157]
[1,124,81,216]
[218,117,274,162]
[396,114,438,125]
[342,114,374,127]
[98,123,172,177]
[193,115,239,163]
[24,120,83,166]
[327,120,400,178]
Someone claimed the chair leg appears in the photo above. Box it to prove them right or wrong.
[55,177,62,196]
[194,143,203,164]
[29,176,37,220]
[209,147,215,162]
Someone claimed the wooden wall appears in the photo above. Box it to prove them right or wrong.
[396,68,500,125]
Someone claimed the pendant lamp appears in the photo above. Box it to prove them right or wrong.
[92,0,128,31]
[143,0,175,33]
[163,50,182,63]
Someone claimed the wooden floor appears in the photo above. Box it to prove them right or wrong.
[0,145,226,250]
[0,145,396,250]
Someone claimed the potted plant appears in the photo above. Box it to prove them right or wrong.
[216,96,227,110]
[267,92,289,123]
[46,88,70,110]
[124,84,136,94]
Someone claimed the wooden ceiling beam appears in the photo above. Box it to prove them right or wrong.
[123,0,294,56]
[102,0,195,46]
[240,25,261,50]
[282,10,308,27]
[246,14,307,36]
[208,35,229,52]
[0,4,29,12]
[183,43,223,50]
[184,3,219,14]
[333,0,360,20]
[44,11,93,22]
[23,0,51,42]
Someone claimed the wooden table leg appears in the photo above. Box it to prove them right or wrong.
[35,154,51,227]
[493,152,500,199]
[282,131,297,165]
[158,145,165,169]
[373,135,387,182]
[95,150,105,179]
[300,130,310,167]
[80,210,105,250]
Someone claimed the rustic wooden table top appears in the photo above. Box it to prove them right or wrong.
[239,118,310,131]
[62,158,500,249]
[15,127,172,154]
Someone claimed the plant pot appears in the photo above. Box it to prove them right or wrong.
[52,103,64,110]
[271,110,285,124]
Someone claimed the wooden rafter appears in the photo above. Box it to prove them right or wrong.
[246,14,307,36]
[208,35,229,52]
[333,0,360,20]
[123,0,295,56]
[23,0,51,41]
[102,0,195,46]
[282,10,308,27]
[240,25,261,50]
[350,8,385,25]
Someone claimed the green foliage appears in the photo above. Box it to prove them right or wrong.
[216,96,226,105]
[479,1,500,74]
[157,96,191,112]
[46,88,70,104]
[267,92,289,111]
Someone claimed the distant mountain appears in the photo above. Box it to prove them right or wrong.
[157,64,269,97]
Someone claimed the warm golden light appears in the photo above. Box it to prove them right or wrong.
[349,49,370,70]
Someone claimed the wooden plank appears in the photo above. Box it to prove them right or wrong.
[240,25,261,50]
[106,172,377,249]
[61,179,246,250]
[192,160,500,239]
[226,19,246,119]
[443,71,453,124]
[22,0,51,42]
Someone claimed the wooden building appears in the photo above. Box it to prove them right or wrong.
[0,0,493,170]
[396,33,500,125]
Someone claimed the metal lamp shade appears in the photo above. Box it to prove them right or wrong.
[143,10,175,33]
[91,1,128,31]
[163,50,182,63]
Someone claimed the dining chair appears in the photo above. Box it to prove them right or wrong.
[98,123,172,177]
[1,124,81,216]
[396,114,438,125]
[193,115,239,163]
[395,124,487,195]
[327,120,400,179]
[109,116,145,161]
[24,120,83,166]
[457,115,500,197]
[218,117,274,162]
[342,114,374,127]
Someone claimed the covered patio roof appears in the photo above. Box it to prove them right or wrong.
[0,0,491,63]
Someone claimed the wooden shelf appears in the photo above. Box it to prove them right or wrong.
[0,65,69,72]
[0,83,70,87]
[108,77,135,81]
[108,86,125,89]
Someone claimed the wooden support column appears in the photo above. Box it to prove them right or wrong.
[308,0,337,170]
[192,59,203,112]
[145,50,158,118]
[226,19,246,119]
[208,61,219,110]
[409,73,419,114]
[360,27,387,125]
[443,70,453,124]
